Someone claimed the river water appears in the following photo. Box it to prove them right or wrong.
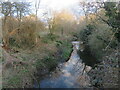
[34,41,92,88]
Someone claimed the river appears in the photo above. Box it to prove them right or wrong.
[34,41,92,88]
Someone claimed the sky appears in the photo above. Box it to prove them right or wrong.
[0,0,109,18]
[0,0,83,19]
[25,0,108,18]
[28,0,82,18]
[38,0,80,11]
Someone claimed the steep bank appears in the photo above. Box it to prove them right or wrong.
[88,47,119,88]
[77,42,119,88]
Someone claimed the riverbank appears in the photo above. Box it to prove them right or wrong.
[34,41,91,88]
[2,37,73,88]
[2,40,119,88]
[78,43,119,88]
[88,47,119,88]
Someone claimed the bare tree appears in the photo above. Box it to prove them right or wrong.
[79,2,104,23]
[1,2,14,24]
[1,2,14,47]
[1,2,31,47]
[13,2,31,26]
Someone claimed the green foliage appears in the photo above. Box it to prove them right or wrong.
[20,67,29,73]
[78,22,118,59]
[41,34,59,43]
[56,40,72,61]
[88,24,118,59]
[35,40,72,71]
[79,24,95,44]
[35,59,45,69]
[56,40,63,46]
[9,37,20,48]
[62,48,71,60]
[48,34,58,41]
[104,2,120,41]
[61,42,72,60]
[35,56,57,71]
[104,2,117,18]
[43,56,57,71]
[7,75,21,88]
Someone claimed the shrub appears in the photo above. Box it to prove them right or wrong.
[41,34,59,43]
[35,56,57,71]
[43,56,57,71]
[56,40,72,61]
[79,24,95,44]
[88,24,118,59]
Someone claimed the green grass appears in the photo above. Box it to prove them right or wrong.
[2,33,73,88]
[35,55,57,71]
[41,34,59,43]
[7,75,21,88]
[57,40,72,61]
[34,40,72,72]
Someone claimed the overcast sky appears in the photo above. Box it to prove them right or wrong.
[1,0,109,18]
[28,0,81,18]
[0,0,83,19]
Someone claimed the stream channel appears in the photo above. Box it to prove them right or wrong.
[34,41,95,88]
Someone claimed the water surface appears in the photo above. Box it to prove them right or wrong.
[34,41,91,88]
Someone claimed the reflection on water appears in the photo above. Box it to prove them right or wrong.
[34,41,91,88]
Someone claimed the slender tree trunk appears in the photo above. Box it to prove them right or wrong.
[35,9,38,43]
[18,11,22,27]
[61,27,63,36]
[35,0,41,44]
[3,16,9,48]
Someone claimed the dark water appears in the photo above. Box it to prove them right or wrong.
[34,41,92,88]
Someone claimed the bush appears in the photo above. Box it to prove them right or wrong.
[56,40,72,61]
[41,34,59,43]
[43,56,57,71]
[88,24,118,59]
[79,24,95,44]
[2,16,45,49]
[8,19,37,49]
[35,55,57,71]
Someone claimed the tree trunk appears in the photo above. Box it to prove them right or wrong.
[3,16,9,48]
[61,27,63,36]
[35,10,38,43]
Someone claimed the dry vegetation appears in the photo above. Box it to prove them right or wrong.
[1,1,119,88]
[1,2,76,88]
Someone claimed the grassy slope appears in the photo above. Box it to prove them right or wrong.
[2,34,72,88]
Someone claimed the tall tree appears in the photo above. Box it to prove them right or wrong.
[13,2,31,25]
[104,2,120,41]
[35,0,41,43]
[1,2,14,47]
[1,2,31,47]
